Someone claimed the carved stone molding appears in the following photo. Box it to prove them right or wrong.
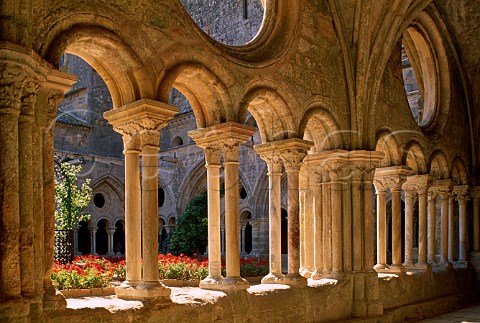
[0,64,27,109]
[374,166,411,191]
[429,179,453,200]
[140,129,161,149]
[453,185,470,204]
[257,150,283,175]
[402,174,431,194]
[223,138,243,163]
[20,78,41,118]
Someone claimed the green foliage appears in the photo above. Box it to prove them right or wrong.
[54,162,92,230]
[168,193,208,256]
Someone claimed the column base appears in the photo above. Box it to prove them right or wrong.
[115,281,170,300]
[373,263,387,271]
[43,289,67,311]
[299,268,313,278]
[454,260,468,268]
[219,276,250,291]
[375,265,406,274]
[309,269,323,280]
[261,272,285,284]
[0,296,30,321]
[410,262,432,271]
[435,261,453,270]
[283,273,308,287]
[199,276,224,289]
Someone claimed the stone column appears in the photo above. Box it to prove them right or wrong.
[473,187,480,252]
[427,190,437,264]
[105,99,177,299]
[221,224,226,254]
[402,177,419,268]
[191,122,255,291]
[299,168,314,278]
[89,227,97,255]
[454,185,470,263]
[199,145,223,287]
[0,64,25,300]
[375,166,410,272]
[435,181,452,267]
[311,169,323,280]
[448,195,455,262]
[106,227,116,256]
[121,134,141,286]
[19,78,41,297]
[256,147,284,283]
[413,175,430,270]
[373,179,388,271]
[279,139,312,285]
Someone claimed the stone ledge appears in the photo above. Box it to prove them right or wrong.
[60,287,115,298]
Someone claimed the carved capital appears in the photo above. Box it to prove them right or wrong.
[0,64,27,109]
[20,78,41,117]
[453,185,470,204]
[205,145,222,166]
[325,160,350,182]
[258,151,283,175]
[427,189,438,202]
[280,148,308,173]
[140,129,160,149]
[373,177,389,193]
[122,134,141,152]
[222,138,242,163]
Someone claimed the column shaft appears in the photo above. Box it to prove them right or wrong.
[448,196,455,261]
[266,172,283,279]
[474,197,480,252]
[323,182,332,273]
[363,181,375,270]
[312,183,323,278]
[404,191,414,266]
[352,180,363,271]
[124,149,141,284]
[205,164,222,280]
[440,194,449,263]
[331,181,343,273]
[459,198,468,261]
[417,191,428,265]
[303,189,314,276]
[391,190,403,269]
[141,146,160,283]
[427,192,436,263]
[375,191,387,269]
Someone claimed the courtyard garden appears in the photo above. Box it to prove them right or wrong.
[51,254,269,290]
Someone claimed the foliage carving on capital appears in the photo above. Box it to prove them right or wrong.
[0,65,27,109]
[20,78,41,117]
[280,148,308,173]
[427,189,438,202]
[384,175,407,191]
[454,185,470,204]
[222,138,242,162]
[205,145,222,166]
[325,160,350,182]
[259,152,283,174]
[373,177,389,193]
[140,129,160,149]
[122,134,141,151]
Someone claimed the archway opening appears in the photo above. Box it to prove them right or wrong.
[96,219,109,255]
[113,220,125,255]
[78,220,91,255]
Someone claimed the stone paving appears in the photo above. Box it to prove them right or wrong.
[419,303,480,322]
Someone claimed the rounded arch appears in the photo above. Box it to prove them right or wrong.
[298,106,344,153]
[158,62,234,128]
[41,25,154,108]
[96,217,111,228]
[375,130,402,167]
[402,140,427,174]
[428,150,449,180]
[239,86,297,143]
[450,157,469,185]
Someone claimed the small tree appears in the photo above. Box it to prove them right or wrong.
[55,161,92,230]
[168,193,208,256]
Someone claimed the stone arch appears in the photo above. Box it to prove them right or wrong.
[450,157,469,185]
[41,25,154,108]
[176,160,208,215]
[251,166,269,220]
[239,86,297,143]
[157,176,176,211]
[428,150,449,180]
[403,140,427,174]
[375,129,402,167]
[158,62,234,128]
[90,175,124,202]
[298,106,344,153]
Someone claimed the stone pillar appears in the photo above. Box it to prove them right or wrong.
[105,99,177,299]
[311,170,323,280]
[402,177,420,268]
[435,181,453,267]
[473,187,480,252]
[454,185,470,263]
[89,227,98,255]
[374,166,410,273]
[373,179,388,271]
[299,167,314,278]
[427,190,437,264]
[256,148,284,283]
[411,175,431,270]
[221,224,226,254]
[191,122,255,291]
[0,63,25,300]
[106,227,116,256]
[199,145,223,287]
[448,195,455,262]
[279,139,312,285]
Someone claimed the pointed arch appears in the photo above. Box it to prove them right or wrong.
[450,157,469,185]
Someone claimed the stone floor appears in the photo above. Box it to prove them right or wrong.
[419,303,480,322]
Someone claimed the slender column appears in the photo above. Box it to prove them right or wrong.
[383,171,409,272]
[89,227,97,255]
[311,170,323,279]
[258,151,284,283]
[454,186,470,263]
[222,138,249,289]
[474,188,480,252]
[105,99,177,299]
[427,190,437,264]
[417,187,429,268]
[301,170,314,278]
[373,182,388,270]
[106,228,116,256]
[448,195,455,262]
[19,78,40,297]
[140,130,161,285]
[221,225,226,254]
[438,188,451,266]
[403,190,415,267]
[351,170,363,272]
[200,145,223,286]
[0,64,25,299]
[363,177,376,271]
[122,135,141,285]
[322,178,332,274]
[281,142,311,285]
